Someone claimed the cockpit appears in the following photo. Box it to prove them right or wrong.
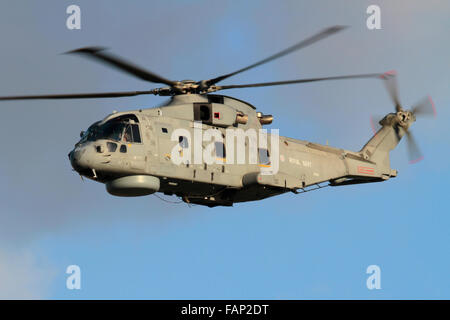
[69,113,143,180]
[78,114,142,144]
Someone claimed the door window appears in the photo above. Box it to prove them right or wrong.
[179,136,189,148]
[258,148,271,165]
[215,141,226,159]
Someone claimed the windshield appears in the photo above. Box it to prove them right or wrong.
[79,119,141,144]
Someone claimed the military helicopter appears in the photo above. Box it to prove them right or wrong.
[0,26,435,207]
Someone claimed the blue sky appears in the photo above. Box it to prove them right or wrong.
[0,0,449,299]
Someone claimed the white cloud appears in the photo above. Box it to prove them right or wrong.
[0,248,55,299]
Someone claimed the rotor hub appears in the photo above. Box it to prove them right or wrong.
[396,110,415,128]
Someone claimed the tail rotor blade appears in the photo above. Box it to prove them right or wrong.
[380,70,402,112]
[370,114,384,134]
[405,130,423,164]
[412,95,437,117]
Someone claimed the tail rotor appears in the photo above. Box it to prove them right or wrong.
[373,71,436,164]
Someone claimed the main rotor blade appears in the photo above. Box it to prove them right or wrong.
[206,25,348,86]
[411,95,437,117]
[214,73,382,91]
[405,130,423,164]
[66,47,176,86]
[380,70,402,112]
[0,90,155,101]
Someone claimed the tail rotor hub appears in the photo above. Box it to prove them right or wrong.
[396,110,415,128]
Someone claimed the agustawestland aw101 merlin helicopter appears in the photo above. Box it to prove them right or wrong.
[0,26,436,207]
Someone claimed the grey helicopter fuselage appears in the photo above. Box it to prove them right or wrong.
[69,93,404,207]
[0,26,429,207]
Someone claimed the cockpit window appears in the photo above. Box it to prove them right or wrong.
[79,116,142,144]
[101,121,128,141]
[122,124,142,143]
[131,124,141,143]
[123,125,132,142]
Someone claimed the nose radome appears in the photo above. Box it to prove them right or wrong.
[69,145,93,171]
[69,147,82,171]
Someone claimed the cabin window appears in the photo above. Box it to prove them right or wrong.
[179,136,189,148]
[161,127,168,134]
[258,148,271,165]
[215,141,226,159]
[120,145,127,153]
